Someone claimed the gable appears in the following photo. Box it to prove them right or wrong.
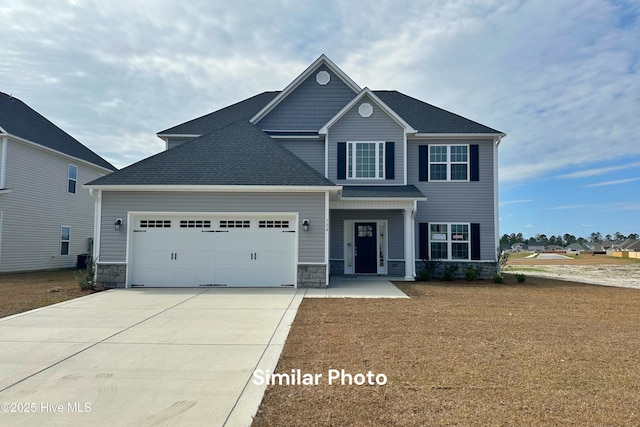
[0,92,116,171]
[256,64,358,132]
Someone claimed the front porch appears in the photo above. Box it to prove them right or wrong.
[328,185,426,281]
[304,275,409,298]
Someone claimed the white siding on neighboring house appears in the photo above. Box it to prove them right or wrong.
[0,138,106,272]
[98,191,327,264]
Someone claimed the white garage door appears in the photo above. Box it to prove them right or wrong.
[129,215,297,287]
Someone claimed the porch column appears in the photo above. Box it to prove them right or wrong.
[403,208,415,280]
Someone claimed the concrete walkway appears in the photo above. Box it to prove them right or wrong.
[0,288,302,426]
[304,276,409,298]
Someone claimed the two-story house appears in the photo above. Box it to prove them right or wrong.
[0,92,116,272]
[85,55,505,288]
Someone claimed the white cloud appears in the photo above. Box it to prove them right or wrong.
[0,0,638,176]
[585,177,640,187]
[499,199,533,207]
[556,161,640,179]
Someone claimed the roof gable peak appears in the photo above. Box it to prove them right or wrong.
[319,87,417,134]
[250,54,361,124]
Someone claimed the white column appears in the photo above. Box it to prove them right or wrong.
[403,208,415,280]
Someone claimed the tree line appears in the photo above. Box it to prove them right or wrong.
[500,231,639,246]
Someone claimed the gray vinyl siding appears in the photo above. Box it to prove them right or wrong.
[327,95,405,185]
[166,136,196,150]
[257,64,356,131]
[0,138,105,272]
[330,210,404,259]
[99,191,326,263]
[408,139,496,260]
[277,139,325,175]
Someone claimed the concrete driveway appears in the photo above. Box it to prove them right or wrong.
[0,288,302,426]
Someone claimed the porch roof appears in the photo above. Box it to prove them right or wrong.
[340,185,426,200]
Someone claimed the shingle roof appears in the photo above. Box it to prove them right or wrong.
[156,90,503,137]
[341,185,426,199]
[373,90,503,134]
[158,92,279,136]
[0,92,116,170]
[87,121,335,187]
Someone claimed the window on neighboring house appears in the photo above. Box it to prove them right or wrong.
[60,226,70,255]
[429,145,468,181]
[347,141,385,179]
[68,164,78,193]
[430,223,469,260]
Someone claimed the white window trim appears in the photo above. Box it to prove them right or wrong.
[60,225,70,256]
[68,164,78,194]
[347,141,385,179]
[428,144,470,182]
[429,222,471,260]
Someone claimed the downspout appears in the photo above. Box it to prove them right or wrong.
[0,136,7,189]
[494,136,503,267]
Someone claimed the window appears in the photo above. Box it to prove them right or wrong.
[259,220,289,229]
[180,220,211,228]
[430,223,469,260]
[60,226,70,255]
[347,141,385,179]
[429,145,468,181]
[68,164,78,193]
[220,220,250,228]
[140,220,171,228]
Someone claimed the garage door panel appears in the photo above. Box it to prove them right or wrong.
[130,215,297,287]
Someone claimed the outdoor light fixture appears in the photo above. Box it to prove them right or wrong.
[114,218,123,231]
[302,219,310,231]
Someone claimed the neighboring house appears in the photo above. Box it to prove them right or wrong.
[565,242,589,254]
[528,242,546,253]
[617,239,640,252]
[0,92,116,272]
[85,55,505,288]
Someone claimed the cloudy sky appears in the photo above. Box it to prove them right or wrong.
[2,0,638,239]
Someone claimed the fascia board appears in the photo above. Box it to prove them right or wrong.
[82,184,342,192]
[319,88,417,134]
[250,54,361,124]
[412,133,506,139]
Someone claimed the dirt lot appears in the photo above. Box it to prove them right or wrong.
[0,269,95,318]
[253,277,640,426]
[506,254,640,289]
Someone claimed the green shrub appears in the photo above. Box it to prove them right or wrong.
[75,256,97,291]
[417,258,442,282]
[464,267,478,281]
[515,273,527,283]
[493,274,505,283]
[442,264,458,281]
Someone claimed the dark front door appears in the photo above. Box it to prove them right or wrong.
[355,223,377,273]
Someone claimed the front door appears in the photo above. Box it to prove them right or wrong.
[355,222,377,273]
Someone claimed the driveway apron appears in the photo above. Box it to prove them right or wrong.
[0,288,302,426]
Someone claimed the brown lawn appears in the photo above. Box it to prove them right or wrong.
[253,276,640,426]
[507,253,639,266]
[0,269,96,318]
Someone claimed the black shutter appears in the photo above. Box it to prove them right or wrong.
[471,223,481,260]
[419,145,428,181]
[337,142,346,180]
[419,223,429,259]
[385,141,395,180]
[470,144,479,181]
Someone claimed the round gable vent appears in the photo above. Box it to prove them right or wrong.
[358,102,373,118]
[316,71,330,85]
